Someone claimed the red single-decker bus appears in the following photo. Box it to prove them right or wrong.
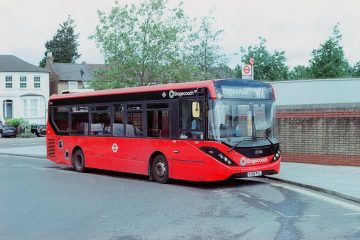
[46,79,281,183]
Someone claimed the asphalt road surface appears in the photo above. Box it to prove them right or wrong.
[0,137,45,149]
[0,155,359,240]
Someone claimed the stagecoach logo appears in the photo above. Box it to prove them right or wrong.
[167,89,197,99]
[112,143,118,153]
[240,157,268,166]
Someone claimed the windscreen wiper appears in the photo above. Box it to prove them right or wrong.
[227,140,243,153]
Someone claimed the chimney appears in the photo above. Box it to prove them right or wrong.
[46,52,54,64]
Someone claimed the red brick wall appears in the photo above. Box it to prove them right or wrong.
[276,104,360,166]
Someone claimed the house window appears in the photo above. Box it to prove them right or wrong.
[20,76,27,88]
[68,81,78,90]
[23,99,28,117]
[30,99,38,117]
[5,76,12,88]
[3,100,13,119]
[34,76,41,88]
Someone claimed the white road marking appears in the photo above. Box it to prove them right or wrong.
[238,192,251,198]
[12,164,25,168]
[304,214,320,217]
[257,201,268,207]
[33,167,47,171]
[344,212,360,216]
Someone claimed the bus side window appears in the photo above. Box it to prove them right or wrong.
[113,104,125,137]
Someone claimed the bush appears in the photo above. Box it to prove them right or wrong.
[5,118,29,128]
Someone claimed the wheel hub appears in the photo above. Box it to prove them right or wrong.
[155,162,166,178]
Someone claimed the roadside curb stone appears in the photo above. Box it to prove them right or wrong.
[265,176,360,204]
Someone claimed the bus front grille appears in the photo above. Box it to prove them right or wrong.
[47,139,56,158]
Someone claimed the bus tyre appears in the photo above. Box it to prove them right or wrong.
[73,149,86,172]
[152,155,169,184]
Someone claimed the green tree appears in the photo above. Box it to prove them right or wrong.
[308,24,350,78]
[189,12,227,80]
[234,64,242,78]
[90,0,192,89]
[39,16,81,67]
[240,37,288,81]
[351,61,360,77]
[288,65,311,80]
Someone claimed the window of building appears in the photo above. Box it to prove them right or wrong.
[3,100,13,120]
[30,99,38,117]
[68,81,78,90]
[5,76,12,88]
[23,99,28,117]
[20,76,27,88]
[34,76,41,88]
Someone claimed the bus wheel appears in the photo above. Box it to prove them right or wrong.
[73,149,86,172]
[152,155,169,184]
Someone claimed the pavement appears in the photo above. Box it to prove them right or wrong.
[0,141,359,203]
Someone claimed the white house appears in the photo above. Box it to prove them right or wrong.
[0,55,49,125]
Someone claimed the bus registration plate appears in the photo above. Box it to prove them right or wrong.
[247,171,262,177]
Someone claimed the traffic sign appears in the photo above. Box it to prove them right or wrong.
[249,57,255,65]
[242,65,251,76]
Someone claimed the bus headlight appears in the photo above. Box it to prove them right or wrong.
[272,149,281,161]
[200,147,237,166]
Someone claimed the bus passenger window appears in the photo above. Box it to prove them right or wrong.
[113,104,125,136]
[90,108,110,136]
[53,106,69,134]
[71,107,89,136]
[127,112,143,137]
[147,110,169,138]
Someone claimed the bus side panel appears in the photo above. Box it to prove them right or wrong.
[110,138,148,175]
[168,140,206,181]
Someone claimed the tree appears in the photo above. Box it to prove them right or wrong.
[189,12,227,80]
[308,24,350,78]
[288,65,311,80]
[90,0,228,89]
[240,37,288,81]
[351,61,360,77]
[90,0,192,89]
[39,16,80,67]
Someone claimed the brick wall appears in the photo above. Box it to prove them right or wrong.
[276,103,360,166]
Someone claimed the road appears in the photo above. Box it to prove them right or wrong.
[0,137,45,149]
[0,154,359,240]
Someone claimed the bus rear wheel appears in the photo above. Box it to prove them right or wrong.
[152,155,169,184]
[73,149,86,172]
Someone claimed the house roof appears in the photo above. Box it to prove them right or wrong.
[0,55,48,73]
[52,63,96,81]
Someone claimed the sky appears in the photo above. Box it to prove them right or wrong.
[0,0,359,69]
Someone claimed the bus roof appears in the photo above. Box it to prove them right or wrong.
[50,79,216,101]
[49,79,271,101]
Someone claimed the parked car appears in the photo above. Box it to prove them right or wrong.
[0,124,17,138]
[31,124,46,137]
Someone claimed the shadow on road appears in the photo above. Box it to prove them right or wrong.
[46,165,267,189]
